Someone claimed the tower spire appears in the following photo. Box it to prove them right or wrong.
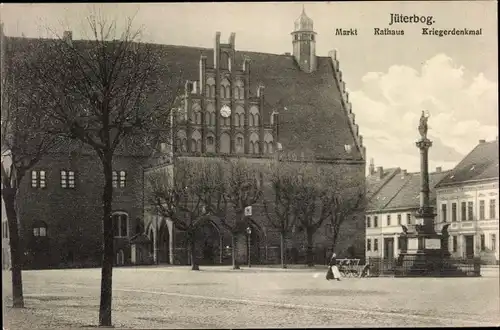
[291,7,317,73]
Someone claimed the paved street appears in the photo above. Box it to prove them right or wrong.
[3,266,500,329]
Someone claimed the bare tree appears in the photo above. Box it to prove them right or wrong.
[1,36,60,308]
[146,158,223,271]
[28,12,179,326]
[289,163,336,267]
[262,161,298,268]
[326,191,364,253]
[203,158,261,269]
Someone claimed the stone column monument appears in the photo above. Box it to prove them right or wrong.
[396,111,445,276]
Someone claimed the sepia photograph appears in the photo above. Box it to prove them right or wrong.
[1,1,498,328]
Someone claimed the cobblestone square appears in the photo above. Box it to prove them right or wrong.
[3,266,499,328]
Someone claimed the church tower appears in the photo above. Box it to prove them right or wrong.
[291,7,317,73]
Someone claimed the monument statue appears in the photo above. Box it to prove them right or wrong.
[418,110,429,139]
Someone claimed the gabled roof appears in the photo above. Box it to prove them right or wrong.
[436,140,499,187]
[366,167,400,201]
[3,35,364,161]
[367,169,451,212]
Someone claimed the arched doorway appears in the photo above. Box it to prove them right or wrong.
[158,223,170,264]
[195,221,221,265]
[116,249,125,266]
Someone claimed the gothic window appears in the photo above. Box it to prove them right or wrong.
[268,142,273,154]
[249,114,254,127]
[235,80,244,99]
[182,138,188,152]
[263,142,268,154]
[234,87,239,100]
[211,113,216,126]
[207,136,214,146]
[206,134,215,153]
[191,139,197,152]
[254,142,259,154]
[225,116,231,126]
[112,212,129,238]
[234,114,240,127]
[249,142,254,154]
[206,77,215,98]
[240,114,245,126]
[221,78,230,99]
[254,114,260,126]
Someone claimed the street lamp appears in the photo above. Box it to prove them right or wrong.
[246,226,252,268]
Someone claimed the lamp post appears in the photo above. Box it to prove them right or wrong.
[246,226,252,268]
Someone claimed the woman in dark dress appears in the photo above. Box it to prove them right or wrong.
[326,253,341,281]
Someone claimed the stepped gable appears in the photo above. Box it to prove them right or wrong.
[436,139,499,187]
[4,33,365,160]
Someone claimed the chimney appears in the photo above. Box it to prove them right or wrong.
[377,166,384,179]
[369,158,375,175]
[63,30,73,45]
[479,139,486,144]
[229,32,236,48]
[436,167,442,173]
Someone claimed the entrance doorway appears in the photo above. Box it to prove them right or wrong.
[384,237,394,260]
[464,235,474,258]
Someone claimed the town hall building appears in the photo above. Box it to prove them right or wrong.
[1,9,367,269]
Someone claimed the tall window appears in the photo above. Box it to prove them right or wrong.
[112,213,128,238]
[31,170,46,188]
[461,202,467,221]
[451,203,457,222]
[452,236,458,252]
[397,214,401,226]
[374,216,378,228]
[367,239,371,251]
[207,136,214,146]
[406,213,411,225]
[61,170,75,189]
[33,222,48,237]
[366,216,371,228]
[491,234,497,251]
[489,199,496,219]
[479,200,485,220]
[441,204,447,222]
[467,201,474,221]
[373,239,379,251]
[386,215,391,226]
[480,234,485,251]
[113,171,127,188]
[236,137,243,147]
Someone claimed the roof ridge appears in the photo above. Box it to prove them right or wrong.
[381,174,414,209]
[367,168,401,202]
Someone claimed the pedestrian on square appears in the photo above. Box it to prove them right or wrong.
[326,252,341,281]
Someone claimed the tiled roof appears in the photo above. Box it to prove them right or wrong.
[436,140,499,187]
[367,169,451,212]
[366,168,400,201]
[3,36,363,161]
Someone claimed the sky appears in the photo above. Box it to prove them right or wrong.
[1,2,498,173]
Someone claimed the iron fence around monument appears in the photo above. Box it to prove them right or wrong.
[367,256,481,277]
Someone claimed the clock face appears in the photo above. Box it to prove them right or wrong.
[220,105,231,118]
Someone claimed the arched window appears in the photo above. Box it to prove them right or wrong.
[206,134,215,153]
[206,77,215,98]
[263,142,268,154]
[254,114,260,126]
[191,139,197,152]
[33,221,48,237]
[112,212,129,238]
[234,87,240,100]
[240,114,245,126]
[221,78,230,99]
[268,142,274,154]
[225,116,231,126]
[234,114,240,127]
[249,141,254,154]
[249,114,254,127]
[211,113,216,126]
[182,139,188,152]
[254,141,260,154]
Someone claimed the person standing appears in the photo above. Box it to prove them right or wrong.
[326,252,341,281]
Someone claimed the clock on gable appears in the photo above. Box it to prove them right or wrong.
[220,105,231,118]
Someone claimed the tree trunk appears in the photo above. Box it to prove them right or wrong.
[98,153,114,327]
[190,236,199,271]
[3,187,24,308]
[231,234,240,270]
[280,231,287,269]
[306,229,314,267]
